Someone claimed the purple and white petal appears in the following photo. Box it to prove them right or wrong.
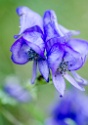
[43,10,79,44]
[67,39,88,58]
[43,10,57,26]
[16,6,43,36]
[31,60,37,84]
[47,44,64,74]
[71,71,88,86]
[64,45,83,70]
[10,37,30,64]
[64,73,85,91]
[52,72,66,96]
[46,36,66,52]
[43,10,64,42]
[38,59,49,82]
[23,30,45,56]
[58,24,80,36]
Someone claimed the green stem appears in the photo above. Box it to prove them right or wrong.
[2,109,24,125]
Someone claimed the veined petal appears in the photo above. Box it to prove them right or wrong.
[31,60,37,84]
[64,73,85,91]
[46,36,66,52]
[43,10,57,26]
[38,59,49,82]
[67,39,88,59]
[16,6,43,36]
[43,10,64,42]
[64,45,83,70]
[71,71,88,86]
[52,72,66,96]
[47,44,64,74]
[43,10,79,44]
[23,25,43,35]
[23,29,45,56]
[10,37,29,64]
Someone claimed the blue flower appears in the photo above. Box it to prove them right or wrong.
[10,6,49,83]
[45,90,88,125]
[43,10,88,96]
[3,76,32,103]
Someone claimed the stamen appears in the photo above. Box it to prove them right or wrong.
[57,61,68,75]
[27,49,39,60]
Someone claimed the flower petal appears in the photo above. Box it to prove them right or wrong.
[43,10,57,26]
[58,24,80,36]
[71,71,88,86]
[47,44,64,74]
[43,10,79,44]
[38,59,49,82]
[64,45,83,70]
[52,72,66,96]
[46,36,66,52]
[67,39,88,59]
[43,10,64,42]
[64,73,85,91]
[15,6,43,36]
[10,37,30,64]
[31,60,37,84]
[23,29,45,57]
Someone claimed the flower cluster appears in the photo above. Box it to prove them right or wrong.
[10,6,88,96]
[45,89,88,125]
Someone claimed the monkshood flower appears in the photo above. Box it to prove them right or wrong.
[4,76,32,103]
[45,90,88,125]
[10,6,49,83]
[43,10,88,96]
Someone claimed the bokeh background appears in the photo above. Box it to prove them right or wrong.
[0,0,88,125]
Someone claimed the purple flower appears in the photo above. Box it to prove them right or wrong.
[45,90,88,125]
[4,76,32,103]
[10,6,49,83]
[43,10,88,96]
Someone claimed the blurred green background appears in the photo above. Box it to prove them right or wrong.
[0,0,88,125]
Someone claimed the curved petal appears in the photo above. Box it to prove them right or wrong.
[58,24,80,36]
[47,44,64,74]
[71,71,88,86]
[23,25,43,35]
[10,37,30,64]
[23,30,45,57]
[67,39,88,58]
[43,10,79,44]
[64,73,85,91]
[15,6,43,37]
[38,59,49,82]
[64,45,83,70]
[31,60,37,84]
[43,10,64,42]
[46,36,66,52]
[43,10,57,26]
[52,72,66,96]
